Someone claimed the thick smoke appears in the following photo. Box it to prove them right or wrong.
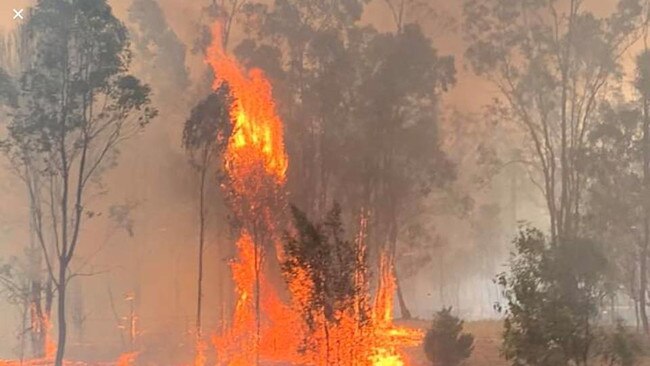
[0,0,632,362]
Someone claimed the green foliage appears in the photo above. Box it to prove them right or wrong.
[128,0,190,96]
[599,321,642,366]
[463,0,644,241]
[0,68,17,107]
[5,0,156,167]
[423,307,474,366]
[497,227,609,366]
[182,84,232,159]
[351,23,456,195]
[283,203,369,330]
[232,3,456,294]
[582,102,643,297]
[636,50,650,99]
[581,47,650,321]
[0,1,156,363]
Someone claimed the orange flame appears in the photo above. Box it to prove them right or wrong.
[204,19,421,366]
[0,352,138,366]
[0,20,422,366]
[374,253,396,326]
[43,315,56,359]
[193,338,207,366]
[115,352,138,366]
[370,348,405,366]
[206,24,288,186]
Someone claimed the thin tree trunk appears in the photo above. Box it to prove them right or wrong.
[20,300,27,363]
[130,297,137,350]
[610,295,616,325]
[323,322,331,365]
[54,267,67,366]
[634,296,640,332]
[27,172,47,358]
[640,73,650,334]
[106,284,126,349]
[641,238,649,334]
[439,252,445,307]
[255,264,261,366]
[254,234,261,366]
[196,154,208,337]
[394,269,411,320]
[388,212,411,319]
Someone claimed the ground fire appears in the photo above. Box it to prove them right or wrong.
[204,22,422,366]
[0,18,422,366]
[10,0,647,365]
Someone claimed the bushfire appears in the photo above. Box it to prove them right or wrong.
[0,21,422,366]
[204,21,422,366]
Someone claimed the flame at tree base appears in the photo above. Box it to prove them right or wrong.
[1,18,423,366]
[0,353,138,366]
[211,236,422,366]
[203,19,422,366]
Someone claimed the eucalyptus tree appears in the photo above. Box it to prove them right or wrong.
[1,1,156,364]
[229,0,455,319]
[464,0,644,242]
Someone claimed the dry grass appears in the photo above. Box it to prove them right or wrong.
[402,319,507,366]
[403,320,650,366]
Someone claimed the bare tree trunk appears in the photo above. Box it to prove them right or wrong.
[196,151,209,337]
[634,296,640,332]
[27,172,48,358]
[388,213,411,319]
[394,269,411,320]
[252,226,262,366]
[641,238,649,334]
[54,266,67,366]
[29,282,45,357]
[106,284,126,349]
[640,70,650,334]
[254,244,261,366]
[129,294,137,351]
[20,300,28,363]
[610,294,616,325]
[439,251,445,307]
[323,322,331,365]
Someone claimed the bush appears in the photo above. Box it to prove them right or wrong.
[497,227,609,366]
[599,321,642,366]
[423,307,474,366]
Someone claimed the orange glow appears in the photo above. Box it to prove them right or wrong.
[193,338,207,366]
[206,24,288,186]
[0,17,424,366]
[27,303,56,359]
[0,19,423,366]
[115,352,138,366]
[43,314,56,359]
[369,348,405,366]
[205,20,422,366]
[0,352,139,366]
[374,253,397,326]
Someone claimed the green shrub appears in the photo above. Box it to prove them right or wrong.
[423,307,474,366]
[600,321,642,366]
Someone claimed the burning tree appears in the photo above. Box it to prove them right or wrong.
[282,203,372,364]
[204,19,422,366]
[230,1,456,320]
[183,85,232,337]
[0,23,56,362]
[205,22,289,366]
